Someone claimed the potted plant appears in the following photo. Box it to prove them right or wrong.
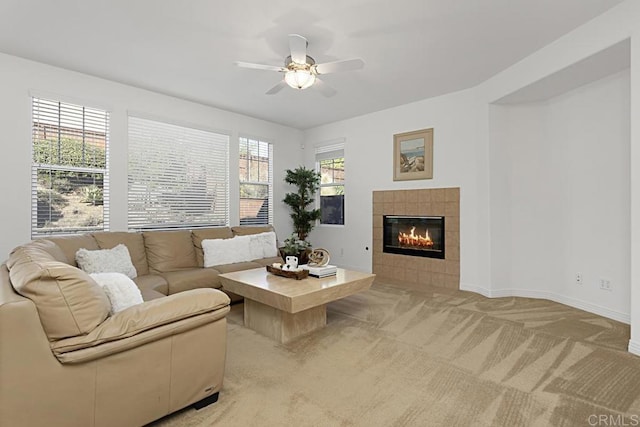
[281,233,312,257]
[282,166,321,261]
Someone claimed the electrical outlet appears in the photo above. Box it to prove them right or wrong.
[600,278,612,291]
[575,273,583,285]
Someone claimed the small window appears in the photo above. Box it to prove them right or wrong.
[316,143,345,225]
[127,116,229,230]
[31,97,109,236]
[239,137,273,225]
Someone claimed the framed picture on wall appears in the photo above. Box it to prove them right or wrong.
[393,128,433,181]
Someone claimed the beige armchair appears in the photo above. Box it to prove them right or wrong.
[0,240,230,427]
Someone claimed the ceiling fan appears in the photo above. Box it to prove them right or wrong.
[235,34,364,97]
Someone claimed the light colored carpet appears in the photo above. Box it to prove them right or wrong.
[150,280,639,426]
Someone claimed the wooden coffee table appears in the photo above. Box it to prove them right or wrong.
[218,267,375,343]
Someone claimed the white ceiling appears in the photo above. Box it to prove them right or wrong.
[0,0,624,129]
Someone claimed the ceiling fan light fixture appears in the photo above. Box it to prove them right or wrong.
[236,34,362,96]
[285,69,316,90]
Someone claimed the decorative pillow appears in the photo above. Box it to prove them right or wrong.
[202,232,278,267]
[248,232,278,259]
[76,244,137,279]
[90,272,144,315]
[202,235,253,267]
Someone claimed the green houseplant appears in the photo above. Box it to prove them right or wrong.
[282,166,321,252]
[281,233,312,257]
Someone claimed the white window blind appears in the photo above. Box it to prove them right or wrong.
[315,142,344,162]
[239,137,273,225]
[128,116,229,230]
[315,142,345,225]
[31,97,109,237]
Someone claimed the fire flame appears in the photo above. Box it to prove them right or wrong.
[398,226,434,248]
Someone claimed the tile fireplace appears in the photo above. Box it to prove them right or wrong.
[372,188,460,289]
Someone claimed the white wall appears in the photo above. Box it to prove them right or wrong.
[302,88,488,286]
[302,0,639,339]
[302,68,630,323]
[477,0,640,349]
[0,52,303,258]
[628,22,640,352]
[489,70,630,321]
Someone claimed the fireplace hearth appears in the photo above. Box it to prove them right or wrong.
[383,215,445,259]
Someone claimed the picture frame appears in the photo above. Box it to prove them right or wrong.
[393,128,433,181]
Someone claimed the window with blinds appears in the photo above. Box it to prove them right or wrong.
[128,116,229,230]
[239,137,273,225]
[31,97,109,237]
[316,142,345,225]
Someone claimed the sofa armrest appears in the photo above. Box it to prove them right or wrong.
[51,288,230,363]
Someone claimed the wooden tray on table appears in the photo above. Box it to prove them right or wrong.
[266,265,309,280]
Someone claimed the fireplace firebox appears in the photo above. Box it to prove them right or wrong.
[383,215,445,259]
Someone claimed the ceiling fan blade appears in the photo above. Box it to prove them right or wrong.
[235,61,285,72]
[288,34,308,65]
[266,80,287,95]
[313,78,337,98]
[315,58,365,75]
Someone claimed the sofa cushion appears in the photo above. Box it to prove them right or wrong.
[143,230,197,273]
[27,239,68,263]
[46,234,100,266]
[93,231,149,275]
[7,242,110,340]
[140,288,166,301]
[50,288,231,363]
[90,272,144,314]
[231,225,275,236]
[212,261,263,274]
[76,244,137,279]
[133,274,169,296]
[159,268,221,295]
[191,227,234,267]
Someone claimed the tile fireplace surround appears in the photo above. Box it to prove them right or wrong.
[372,188,460,289]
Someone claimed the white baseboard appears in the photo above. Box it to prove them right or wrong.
[627,340,640,356]
[459,283,492,298]
[459,283,630,324]
[628,340,640,356]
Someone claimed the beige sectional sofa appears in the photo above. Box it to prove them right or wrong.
[48,224,282,302]
[0,225,282,427]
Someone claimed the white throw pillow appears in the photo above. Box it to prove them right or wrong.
[202,235,253,267]
[90,272,144,315]
[202,232,279,267]
[76,244,137,279]
[248,232,278,259]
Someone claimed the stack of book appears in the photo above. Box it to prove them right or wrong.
[300,264,337,278]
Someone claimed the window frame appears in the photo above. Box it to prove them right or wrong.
[31,96,110,237]
[238,136,274,226]
[315,142,345,227]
